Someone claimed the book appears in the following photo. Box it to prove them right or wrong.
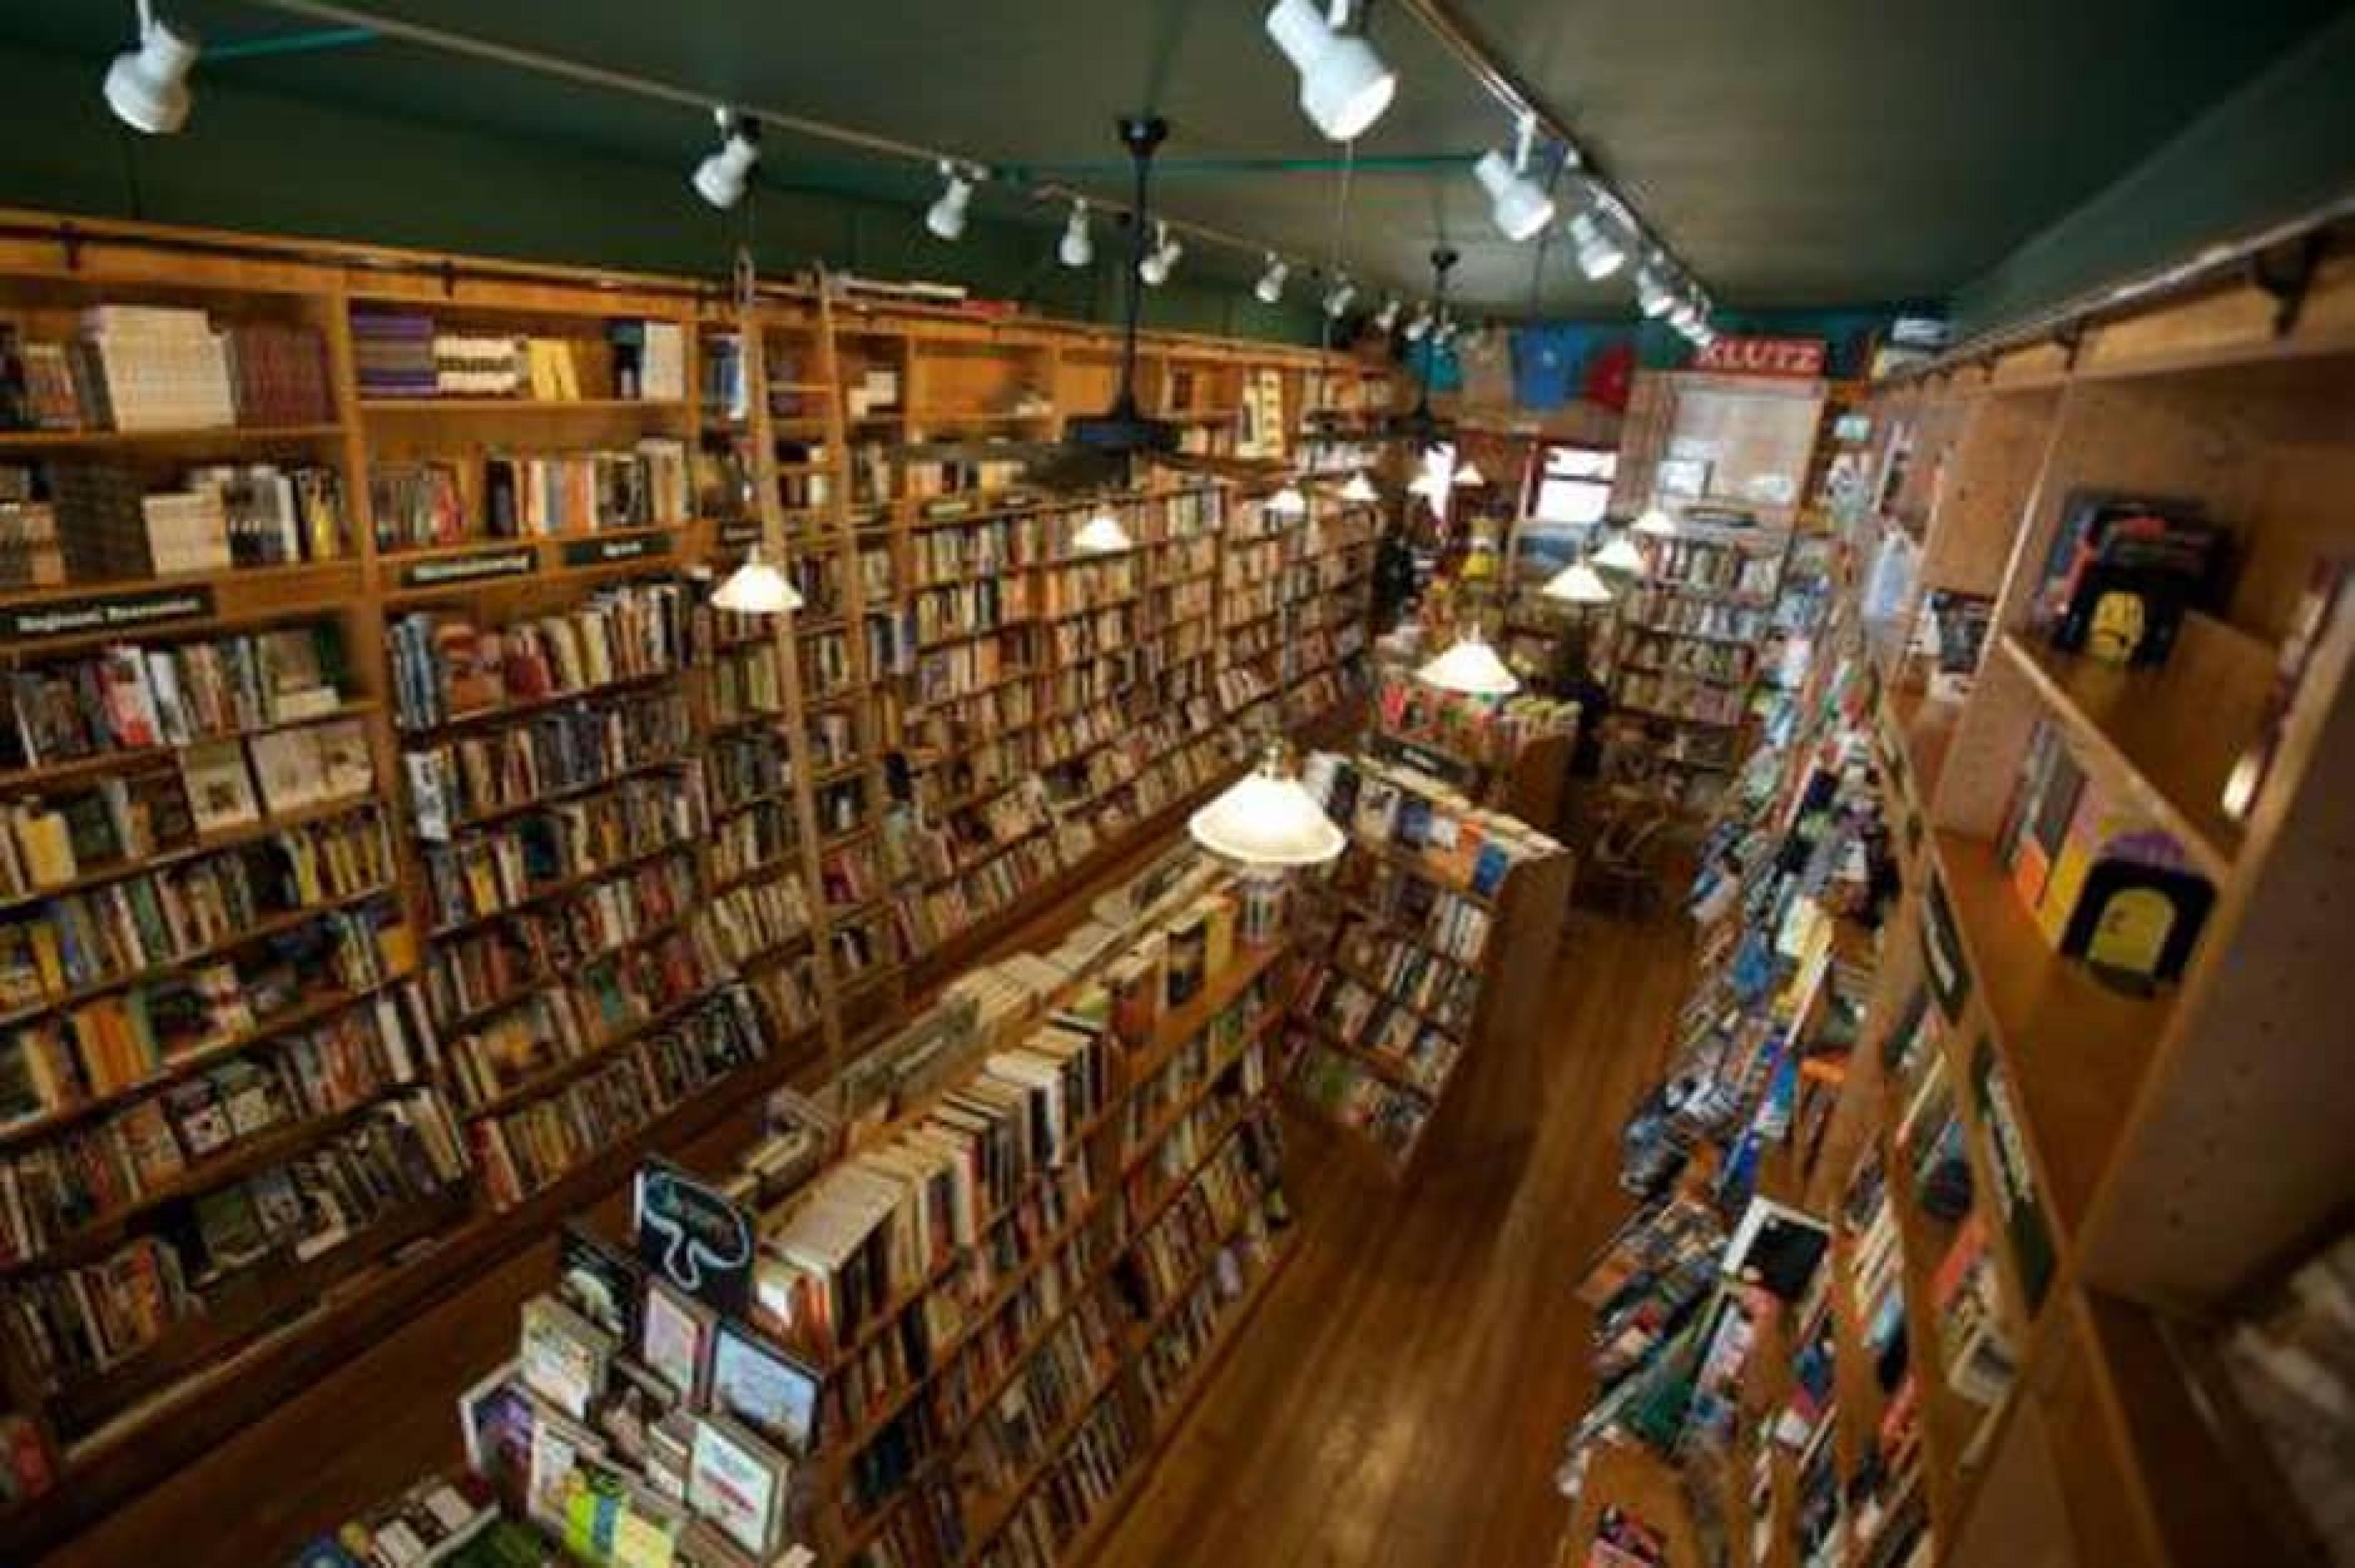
[557,1222,646,1349]
[178,739,260,833]
[520,1293,616,1423]
[686,1413,791,1561]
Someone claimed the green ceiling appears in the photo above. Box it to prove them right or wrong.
[0,0,2343,315]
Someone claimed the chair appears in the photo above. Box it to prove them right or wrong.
[1585,800,1674,920]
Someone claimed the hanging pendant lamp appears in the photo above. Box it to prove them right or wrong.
[1593,532,1647,573]
[1189,743,1346,868]
[1417,627,1520,696]
[711,545,805,615]
[1541,556,1616,605]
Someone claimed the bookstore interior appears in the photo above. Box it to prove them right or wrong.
[0,4,2349,1567]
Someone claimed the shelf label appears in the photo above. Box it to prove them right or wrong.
[1918,871,1973,1022]
[718,521,762,549]
[632,1157,754,1316]
[0,584,216,641]
[561,532,673,568]
[399,548,537,589]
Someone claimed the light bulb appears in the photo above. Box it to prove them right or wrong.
[105,11,198,136]
[1473,148,1555,243]
[1254,255,1289,305]
[926,164,975,241]
[1264,0,1398,143]
[1058,199,1092,268]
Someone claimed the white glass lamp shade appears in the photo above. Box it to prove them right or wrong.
[1418,632,1520,696]
[711,546,805,615]
[105,19,197,136]
[1339,470,1378,503]
[1473,149,1557,243]
[1541,557,1616,605]
[1593,532,1647,573]
[1265,0,1398,143]
[1453,462,1485,488]
[1189,761,1346,867]
[1268,482,1309,518]
[1071,510,1134,554]
[1632,505,1679,537]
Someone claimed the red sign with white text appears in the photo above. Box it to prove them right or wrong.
[1693,336,1828,378]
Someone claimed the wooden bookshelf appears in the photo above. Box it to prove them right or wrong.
[0,206,1394,1539]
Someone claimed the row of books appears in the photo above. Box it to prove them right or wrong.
[3,1088,466,1383]
[386,583,692,732]
[1642,537,1785,599]
[419,776,705,931]
[1,310,332,433]
[1302,749,1563,901]
[1623,591,1772,645]
[0,981,441,1266]
[1618,671,1749,727]
[697,876,814,971]
[402,689,696,841]
[350,313,685,402]
[369,442,690,549]
[4,622,352,771]
[0,461,346,584]
[464,984,769,1209]
[1289,1041,1431,1165]
[710,800,802,893]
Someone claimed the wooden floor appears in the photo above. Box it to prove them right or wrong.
[37,903,1688,1568]
[1095,906,1690,1568]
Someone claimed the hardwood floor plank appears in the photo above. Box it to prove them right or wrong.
[1093,909,1691,1568]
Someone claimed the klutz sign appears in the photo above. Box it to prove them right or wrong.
[1694,336,1828,379]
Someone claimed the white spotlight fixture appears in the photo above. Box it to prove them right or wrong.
[1634,261,1678,319]
[1254,254,1290,305]
[1057,199,1093,268]
[926,162,977,241]
[1669,294,1704,334]
[1567,202,1627,281]
[1372,296,1401,332]
[692,110,762,209]
[1541,556,1617,605]
[1632,505,1679,538]
[1473,113,1556,243]
[1139,223,1182,286]
[1594,532,1647,573]
[105,3,199,136]
[1418,627,1520,697]
[711,545,805,616]
[1339,470,1379,503]
[1403,304,1434,342]
[1322,274,1357,319]
[1264,0,1398,144]
[1072,507,1134,554]
[1268,481,1309,518]
[1188,740,1346,868]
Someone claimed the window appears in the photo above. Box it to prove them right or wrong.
[1533,444,1617,524]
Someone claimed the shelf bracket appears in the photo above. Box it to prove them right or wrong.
[56,221,83,273]
[2051,319,2086,371]
[437,258,458,298]
[2248,232,2326,338]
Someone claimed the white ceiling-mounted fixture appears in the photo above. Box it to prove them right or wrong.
[691,109,761,209]
[925,162,978,241]
[1418,627,1520,697]
[1072,507,1135,554]
[1140,222,1182,286]
[1669,293,1704,334]
[1188,741,1346,868]
[1632,505,1679,538]
[1268,481,1310,518]
[1339,470,1379,503]
[1473,113,1556,243]
[1322,273,1357,319]
[1057,198,1093,268]
[1264,0,1398,144]
[106,2,198,136]
[1566,188,1629,281]
[711,545,805,616]
[1371,296,1401,332]
[1541,556,1617,605]
[1593,532,1647,573]
[1403,304,1434,343]
[1254,253,1290,305]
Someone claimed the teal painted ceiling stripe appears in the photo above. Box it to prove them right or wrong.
[211,26,377,62]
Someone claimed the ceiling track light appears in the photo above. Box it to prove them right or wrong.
[1057,198,1093,268]
[1474,112,1556,243]
[691,109,762,210]
[1254,253,1289,305]
[926,161,980,242]
[1634,261,1679,319]
[1566,187,1628,281]
[1371,296,1401,332]
[1139,222,1182,286]
[1403,303,1433,343]
[105,1,197,136]
[1264,0,1398,143]
[1322,273,1357,319]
